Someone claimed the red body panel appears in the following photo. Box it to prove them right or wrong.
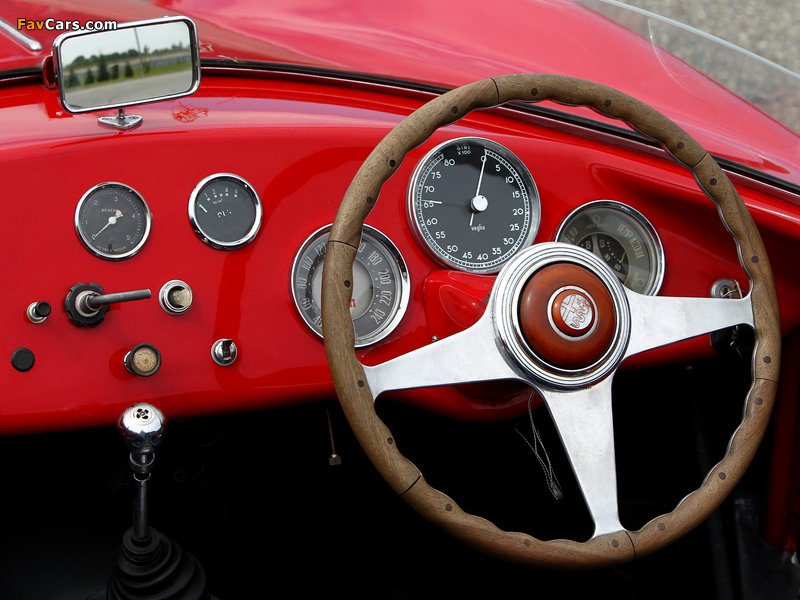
[2,0,798,183]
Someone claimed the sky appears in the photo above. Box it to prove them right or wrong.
[60,21,190,66]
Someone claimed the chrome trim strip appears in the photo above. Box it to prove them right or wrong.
[0,18,42,52]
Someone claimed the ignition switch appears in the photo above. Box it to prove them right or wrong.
[211,339,238,366]
[709,278,752,355]
[64,282,150,326]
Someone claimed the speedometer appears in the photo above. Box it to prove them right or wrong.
[407,137,540,273]
[291,225,410,347]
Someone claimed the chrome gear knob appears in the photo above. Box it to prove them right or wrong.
[117,403,166,455]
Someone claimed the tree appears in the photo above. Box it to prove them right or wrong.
[84,68,95,85]
[124,62,133,78]
[66,68,79,88]
[110,64,119,80]
[96,54,109,82]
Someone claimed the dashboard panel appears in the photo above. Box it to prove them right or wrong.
[3,72,800,435]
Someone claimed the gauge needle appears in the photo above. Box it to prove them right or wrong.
[470,153,489,227]
[92,210,124,240]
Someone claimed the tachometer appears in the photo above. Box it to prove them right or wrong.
[556,200,664,295]
[407,137,540,273]
[291,225,409,347]
[75,183,151,260]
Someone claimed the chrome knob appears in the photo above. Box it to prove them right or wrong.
[117,403,166,455]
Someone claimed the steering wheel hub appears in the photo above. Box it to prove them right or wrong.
[517,261,616,371]
[492,243,630,389]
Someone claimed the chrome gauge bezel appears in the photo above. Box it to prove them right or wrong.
[555,200,665,296]
[188,173,262,250]
[407,137,541,274]
[291,224,410,347]
[74,182,152,260]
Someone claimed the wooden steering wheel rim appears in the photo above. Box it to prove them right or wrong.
[321,74,780,569]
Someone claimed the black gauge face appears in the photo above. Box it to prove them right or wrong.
[75,183,151,260]
[557,201,664,295]
[189,174,261,249]
[291,225,409,347]
[407,137,540,273]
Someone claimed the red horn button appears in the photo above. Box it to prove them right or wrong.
[519,263,616,370]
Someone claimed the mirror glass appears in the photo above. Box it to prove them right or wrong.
[55,18,199,113]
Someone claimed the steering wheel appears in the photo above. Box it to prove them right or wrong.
[321,74,780,569]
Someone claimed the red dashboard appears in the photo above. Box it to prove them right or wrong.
[4,71,800,435]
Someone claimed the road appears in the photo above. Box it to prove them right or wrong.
[65,71,193,110]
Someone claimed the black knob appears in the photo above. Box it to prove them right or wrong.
[26,301,51,323]
[11,348,35,372]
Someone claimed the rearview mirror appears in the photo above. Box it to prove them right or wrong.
[54,17,200,115]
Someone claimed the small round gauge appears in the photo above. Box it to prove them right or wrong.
[189,174,262,249]
[75,183,151,260]
[291,225,410,347]
[407,137,540,273]
[556,200,664,295]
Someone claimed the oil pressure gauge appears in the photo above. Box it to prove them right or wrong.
[556,200,664,295]
[189,173,262,249]
[291,225,409,347]
[75,183,151,260]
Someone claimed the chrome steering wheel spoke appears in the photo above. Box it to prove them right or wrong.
[624,289,754,358]
[538,376,623,538]
[362,309,524,398]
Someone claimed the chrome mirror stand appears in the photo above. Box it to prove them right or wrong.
[98,108,143,130]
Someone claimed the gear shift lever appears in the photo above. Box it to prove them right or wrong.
[108,403,211,600]
[118,404,165,541]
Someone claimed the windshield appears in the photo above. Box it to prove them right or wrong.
[582,0,800,136]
